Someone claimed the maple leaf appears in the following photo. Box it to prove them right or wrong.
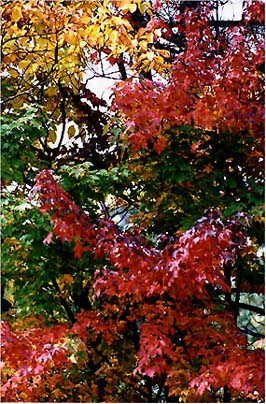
[202,163,213,174]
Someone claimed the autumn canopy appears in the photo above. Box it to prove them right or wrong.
[1,0,265,402]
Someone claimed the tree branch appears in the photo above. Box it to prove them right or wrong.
[239,327,264,339]
[234,265,242,325]
[89,339,112,367]
[99,200,110,219]
[1,90,32,104]
[236,302,264,315]
[51,277,76,323]
[55,81,67,155]
[156,373,167,402]
[117,60,128,80]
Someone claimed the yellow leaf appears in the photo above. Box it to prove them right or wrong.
[46,87,58,97]
[9,68,19,78]
[139,40,148,51]
[120,0,137,13]
[18,60,30,70]
[108,30,119,45]
[48,130,57,144]
[80,13,90,24]
[38,38,49,49]
[86,24,101,43]
[11,5,22,22]
[51,162,58,170]
[4,280,15,305]
[146,50,155,61]
[137,0,148,14]
[128,2,137,13]
[202,163,213,174]
[63,274,74,285]
[65,31,77,46]
[23,63,39,80]
[146,32,154,43]
[67,125,76,139]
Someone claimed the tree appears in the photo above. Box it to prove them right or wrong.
[1,0,264,402]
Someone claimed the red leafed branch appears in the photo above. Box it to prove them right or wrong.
[23,170,265,401]
[1,321,72,402]
[112,4,264,155]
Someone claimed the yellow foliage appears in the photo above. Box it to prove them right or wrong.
[11,5,22,23]
[2,0,171,132]
[18,60,30,70]
[8,68,19,78]
[48,130,57,144]
[46,87,58,97]
[63,274,74,285]
[65,31,77,46]
[3,280,15,305]
[67,125,76,139]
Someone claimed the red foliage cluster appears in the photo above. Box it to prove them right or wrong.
[2,170,263,402]
[1,321,71,401]
[113,2,264,154]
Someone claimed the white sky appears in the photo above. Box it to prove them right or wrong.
[219,0,243,20]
